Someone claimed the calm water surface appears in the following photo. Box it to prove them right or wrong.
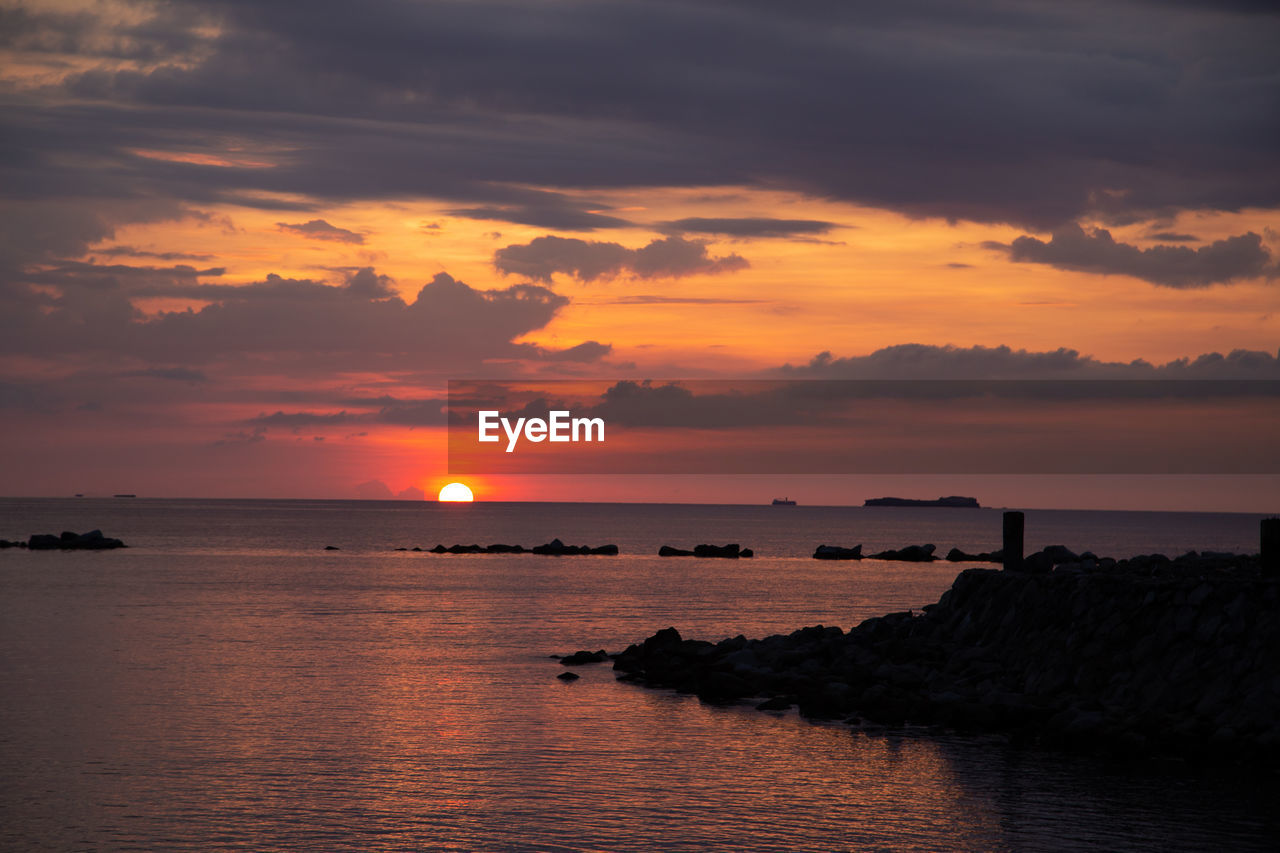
[0,499,1276,851]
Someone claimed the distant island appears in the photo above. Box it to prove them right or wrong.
[864,496,980,508]
[771,497,796,506]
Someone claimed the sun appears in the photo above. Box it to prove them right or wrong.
[438,482,474,502]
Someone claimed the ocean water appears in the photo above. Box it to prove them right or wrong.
[0,498,1276,851]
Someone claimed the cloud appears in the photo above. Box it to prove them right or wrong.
[660,217,840,238]
[125,367,209,383]
[493,235,748,282]
[1145,231,1198,242]
[10,0,1276,234]
[247,411,356,428]
[446,201,631,230]
[541,340,613,362]
[276,219,364,244]
[776,343,1280,379]
[990,224,1274,288]
[1,268,579,369]
[93,246,215,261]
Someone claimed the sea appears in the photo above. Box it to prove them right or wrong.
[1,498,1276,851]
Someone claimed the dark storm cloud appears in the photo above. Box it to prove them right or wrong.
[660,218,840,238]
[493,235,748,282]
[3,0,1277,251]
[276,219,364,244]
[988,224,1275,288]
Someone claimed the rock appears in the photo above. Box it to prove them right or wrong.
[531,539,616,555]
[26,530,126,550]
[1041,545,1080,565]
[814,544,862,560]
[740,548,754,558]
[556,671,580,681]
[945,547,1001,563]
[870,544,937,562]
[560,649,610,665]
[600,559,1278,767]
[659,545,695,556]
[1021,551,1054,573]
[694,543,741,558]
[324,545,340,550]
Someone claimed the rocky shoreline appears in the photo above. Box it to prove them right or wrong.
[594,553,1279,767]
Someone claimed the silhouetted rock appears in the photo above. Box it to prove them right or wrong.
[532,538,618,555]
[25,530,126,550]
[607,559,1279,766]
[694,543,741,558]
[945,547,1002,563]
[659,545,695,556]
[814,544,862,560]
[324,545,340,550]
[740,548,753,558]
[556,671,580,681]
[0,539,25,548]
[560,649,609,665]
[869,544,937,562]
[427,540,613,555]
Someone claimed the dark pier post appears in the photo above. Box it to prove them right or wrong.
[1003,511,1024,572]
[1263,518,1280,577]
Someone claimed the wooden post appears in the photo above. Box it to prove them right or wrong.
[1263,518,1280,577]
[1003,511,1024,572]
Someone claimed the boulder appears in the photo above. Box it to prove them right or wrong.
[26,530,126,550]
[814,544,862,560]
[556,671,580,681]
[693,543,742,558]
[560,649,610,665]
[870,544,937,562]
[659,545,695,556]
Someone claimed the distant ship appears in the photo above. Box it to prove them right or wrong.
[112,493,137,498]
[864,496,980,508]
[771,497,797,506]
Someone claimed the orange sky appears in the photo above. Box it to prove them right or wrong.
[3,0,1278,508]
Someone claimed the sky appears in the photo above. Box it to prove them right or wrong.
[1,0,1278,509]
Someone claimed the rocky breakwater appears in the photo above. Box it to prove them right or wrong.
[612,555,1280,766]
[428,538,618,555]
[2,530,127,550]
[659,543,754,558]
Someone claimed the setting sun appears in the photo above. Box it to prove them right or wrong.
[438,482,475,502]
